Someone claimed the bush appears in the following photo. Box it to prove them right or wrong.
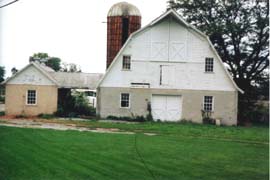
[107,115,147,122]
[146,102,153,121]
[0,96,4,103]
[56,90,96,118]
[15,114,28,119]
[0,111,5,116]
[38,113,55,119]
[247,104,269,125]
[201,110,216,125]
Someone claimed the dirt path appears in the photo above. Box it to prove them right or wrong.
[0,119,156,136]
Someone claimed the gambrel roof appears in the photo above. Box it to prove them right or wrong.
[98,9,244,93]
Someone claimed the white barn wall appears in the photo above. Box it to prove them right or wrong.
[7,65,55,86]
[101,17,236,92]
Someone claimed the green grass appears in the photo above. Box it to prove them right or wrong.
[0,123,268,180]
[48,119,269,142]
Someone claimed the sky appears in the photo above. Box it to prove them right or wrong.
[0,0,168,77]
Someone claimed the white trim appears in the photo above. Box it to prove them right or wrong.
[97,9,243,94]
[122,55,132,70]
[26,89,37,106]
[2,62,59,86]
[206,38,244,93]
[205,57,214,72]
[203,95,214,112]
[120,92,130,109]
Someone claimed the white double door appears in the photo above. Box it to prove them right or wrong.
[152,95,182,122]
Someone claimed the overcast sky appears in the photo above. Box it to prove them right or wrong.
[0,0,168,76]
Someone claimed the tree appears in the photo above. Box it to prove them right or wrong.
[171,0,269,123]
[0,66,5,83]
[11,67,18,75]
[61,63,81,73]
[29,52,49,62]
[46,57,61,71]
[29,53,61,71]
[166,0,177,10]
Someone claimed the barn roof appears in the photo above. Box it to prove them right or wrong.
[98,9,244,94]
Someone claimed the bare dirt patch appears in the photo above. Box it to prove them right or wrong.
[0,119,156,136]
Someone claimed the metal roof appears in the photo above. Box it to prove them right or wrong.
[3,62,104,89]
[107,2,141,17]
[49,72,103,89]
[34,62,103,89]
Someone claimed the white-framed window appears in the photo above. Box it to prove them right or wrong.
[120,93,130,108]
[27,90,37,105]
[205,58,214,72]
[204,96,213,112]
[122,55,131,70]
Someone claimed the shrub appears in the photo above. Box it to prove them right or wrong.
[107,115,147,122]
[56,90,96,118]
[15,114,28,119]
[179,119,193,124]
[73,92,96,116]
[38,113,55,119]
[146,102,153,121]
[201,110,216,125]
[0,96,4,103]
[0,111,5,116]
[247,104,269,125]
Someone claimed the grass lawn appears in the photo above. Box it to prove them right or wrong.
[0,121,268,180]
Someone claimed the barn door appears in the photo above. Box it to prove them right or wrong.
[152,95,182,121]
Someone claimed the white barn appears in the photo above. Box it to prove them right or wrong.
[97,9,243,125]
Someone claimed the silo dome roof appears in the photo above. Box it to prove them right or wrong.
[108,2,141,17]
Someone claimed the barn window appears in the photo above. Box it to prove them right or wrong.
[122,55,131,70]
[205,58,214,72]
[27,90,37,105]
[120,93,130,108]
[204,96,213,112]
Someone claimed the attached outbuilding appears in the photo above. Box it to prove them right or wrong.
[3,62,103,116]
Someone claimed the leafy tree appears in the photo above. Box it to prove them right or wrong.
[170,0,269,123]
[61,62,81,73]
[167,0,177,10]
[29,53,61,71]
[0,66,5,83]
[46,57,61,71]
[29,53,49,61]
[11,67,18,75]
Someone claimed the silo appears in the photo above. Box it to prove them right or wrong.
[106,2,141,69]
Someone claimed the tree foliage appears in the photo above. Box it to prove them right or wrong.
[46,57,61,71]
[11,67,18,75]
[0,66,5,83]
[61,63,81,73]
[170,0,269,122]
[30,52,81,72]
[29,53,61,71]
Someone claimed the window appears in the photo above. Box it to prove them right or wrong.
[120,93,130,108]
[27,90,36,105]
[205,58,214,72]
[122,55,131,70]
[204,96,213,112]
